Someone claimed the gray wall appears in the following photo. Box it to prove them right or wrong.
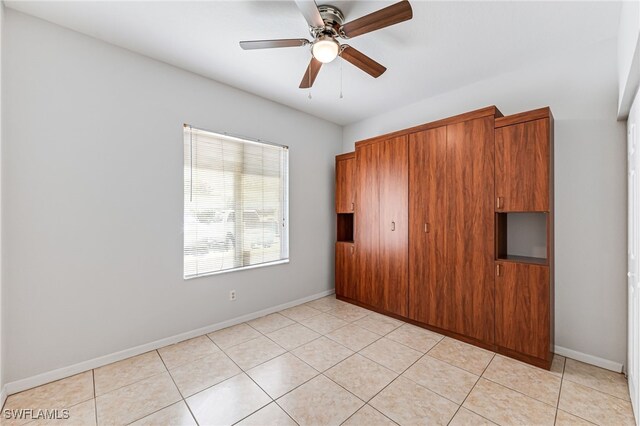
[343,38,627,366]
[2,10,342,383]
[0,1,4,396]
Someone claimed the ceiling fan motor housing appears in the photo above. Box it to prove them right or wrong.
[313,5,345,37]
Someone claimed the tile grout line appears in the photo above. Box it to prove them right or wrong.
[92,370,98,425]
[447,352,496,425]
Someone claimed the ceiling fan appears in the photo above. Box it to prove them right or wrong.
[239,0,413,89]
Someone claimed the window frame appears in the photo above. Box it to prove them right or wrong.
[183,124,290,279]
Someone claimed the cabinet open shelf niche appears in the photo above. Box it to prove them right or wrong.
[337,213,354,243]
[496,212,548,265]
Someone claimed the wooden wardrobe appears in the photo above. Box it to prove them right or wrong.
[335,106,554,369]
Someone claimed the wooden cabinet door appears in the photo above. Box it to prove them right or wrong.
[495,261,551,360]
[408,127,448,328]
[446,117,495,342]
[335,242,356,299]
[355,143,381,307]
[336,156,355,213]
[379,136,409,316]
[496,118,550,212]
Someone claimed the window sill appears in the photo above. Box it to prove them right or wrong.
[184,259,290,280]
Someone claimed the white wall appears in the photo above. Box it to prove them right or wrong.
[343,38,627,367]
[2,10,342,383]
[618,0,640,118]
[0,0,5,404]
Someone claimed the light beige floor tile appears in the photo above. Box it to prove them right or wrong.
[448,407,496,425]
[246,353,318,399]
[94,351,166,396]
[325,354,398,401]
[266,323,320,351]
[223,335,286,370]
[386,323,443,353]
[403,355,478,404]
[563,358,630,401]
[186,374,271,426]
[304,296,345,312]
[554,409,595,425]
[277,375,363,426]
[342,405,396,426]
[300,313,348,334]
[463,378,556,426]
[359,338,422,374]
[169,351,241,397]
[326,304,369,322]
[325,323,380,352]
[353,313,403,335]
[247,313,295,334]
[558,380,635,426]
[3,371,94,415]
[291,336,354,371]
[482,355,561,406]
[95,372,181,425]
[130,401,196,426]
[157,336,220,370]
[279,305,322,322]
[551,354,566,377]
[27,399,96,426]
[370,376,458,426]
[428,338,494,375]
[208,323,261,350]
[236,403,297,426]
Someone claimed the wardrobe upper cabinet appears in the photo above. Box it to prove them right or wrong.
[336,154,356,213]
[495,117,550,212]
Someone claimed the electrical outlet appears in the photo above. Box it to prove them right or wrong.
[229,290,237,301]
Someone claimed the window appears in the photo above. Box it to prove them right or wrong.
[183,125,289,278]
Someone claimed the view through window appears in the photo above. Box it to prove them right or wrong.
[184,125,289,278]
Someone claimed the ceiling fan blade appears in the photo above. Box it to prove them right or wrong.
[299,57,323,89]
[340,45,386,78]
[340,0,413,39]
[295,0,325,29]
[240,39,310,50]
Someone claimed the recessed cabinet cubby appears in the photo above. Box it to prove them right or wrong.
[496,212,548,265]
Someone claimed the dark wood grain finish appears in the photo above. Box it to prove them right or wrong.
[355,142,381,307]
[446,117,495,343]
[340,45,386,78]
[299,57,322,89]
[408,127,448,328]
[336,155,355,213]
[335,242,356,299]
[495,107,551,128]
[378,136,409,316]
[495,262,551,361]
[355,106,503,148]
[340,0,413,39]
[496,118,550,212]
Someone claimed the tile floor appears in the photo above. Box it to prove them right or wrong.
[1,295,635,426]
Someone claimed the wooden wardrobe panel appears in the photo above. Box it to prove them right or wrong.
[446,117,495,342]
[379,136,409,316]
[495,118,550,212]
[495,262,551,361]
[336,156,355,213]
[355,143,381,307]
[408,127,448,328]
[335,242,356,299]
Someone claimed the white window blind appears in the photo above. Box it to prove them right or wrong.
[184,125,289,278]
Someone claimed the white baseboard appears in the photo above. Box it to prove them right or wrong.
[555,345,624,373]
[4,289,334,396]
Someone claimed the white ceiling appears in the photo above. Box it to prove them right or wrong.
[6,1,622,125]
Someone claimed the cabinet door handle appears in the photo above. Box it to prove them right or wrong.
[391,221,395,231]
[496,197,504,210]
[496,264,501,277]
[351,202,354,211]
[350,246,354,255]
[424,223,430,233]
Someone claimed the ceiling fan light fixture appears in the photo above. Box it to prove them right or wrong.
[312,36,339,63]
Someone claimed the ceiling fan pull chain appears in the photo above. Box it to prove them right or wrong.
[339,56,343,99]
